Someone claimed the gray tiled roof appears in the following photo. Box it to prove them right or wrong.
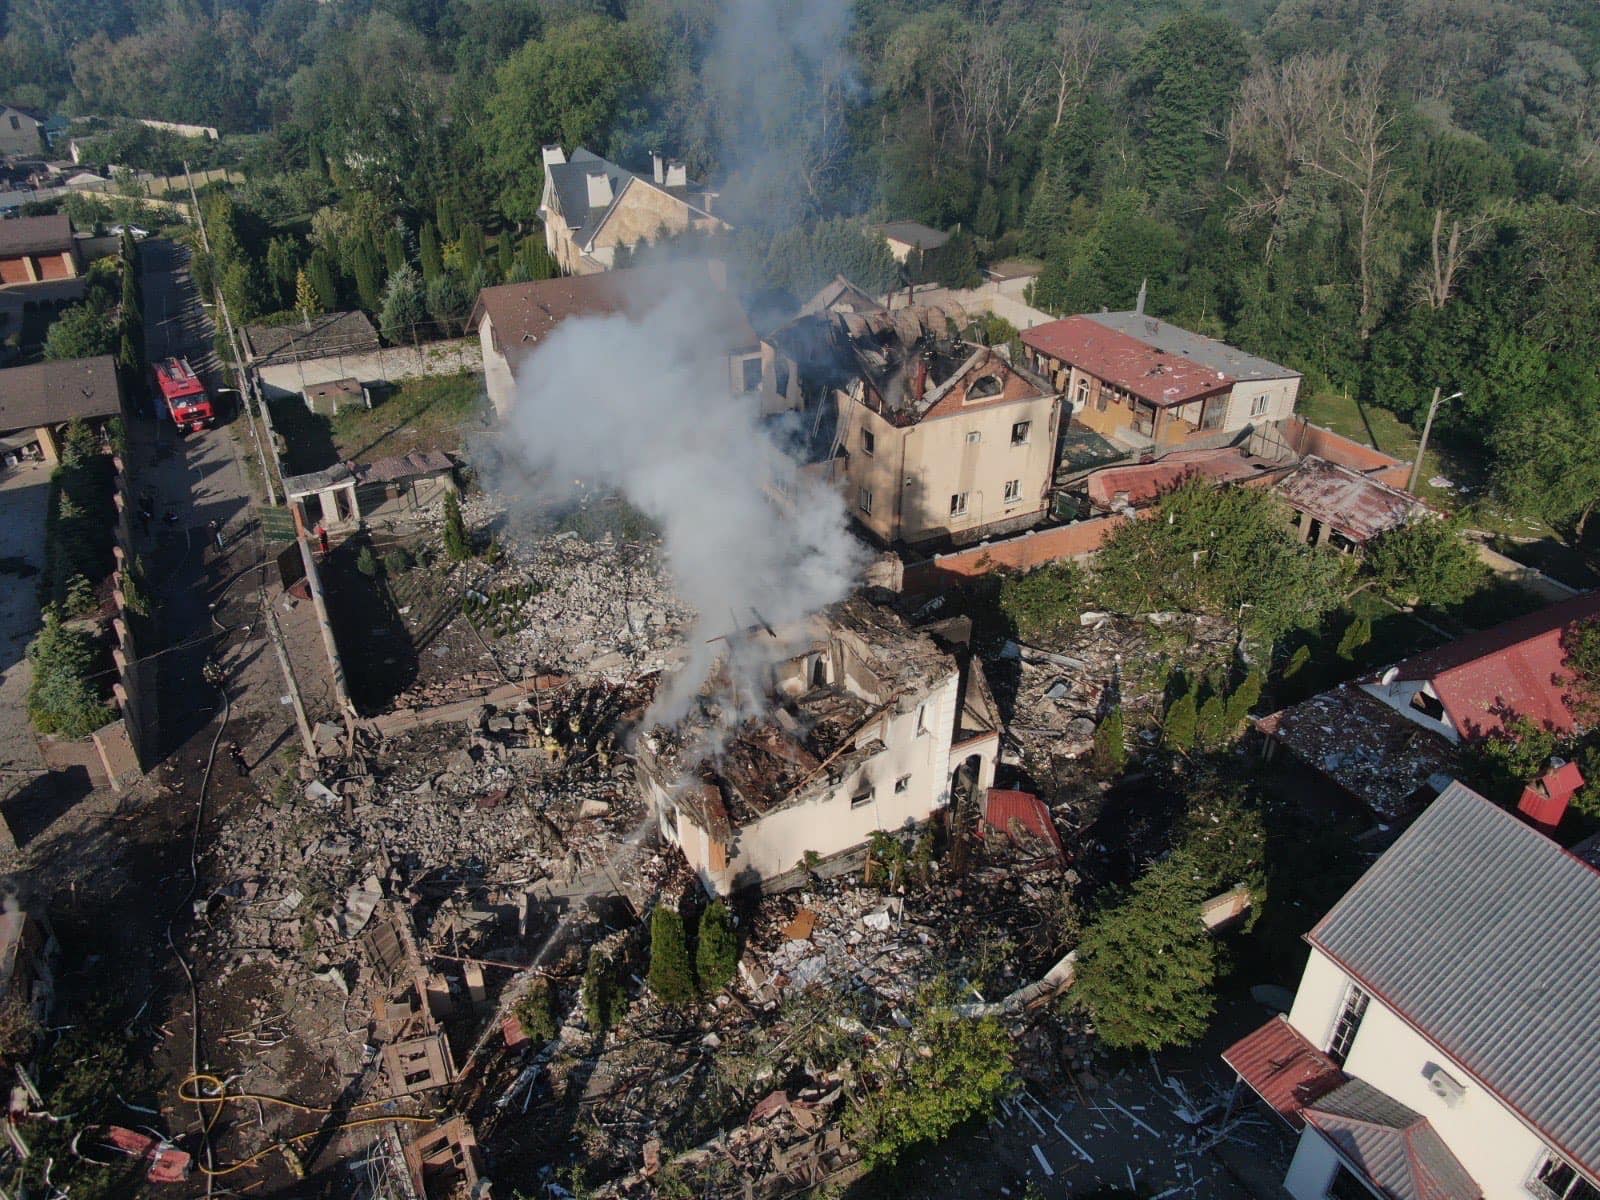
[1304,1079,1480,1200]
[547,149,712,250]
[0,355,122,431]
[1087,312,1300,382]
[1309,782,1600,1177]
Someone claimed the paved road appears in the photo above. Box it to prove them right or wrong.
[137,238,264,757]
[0,461,52,780]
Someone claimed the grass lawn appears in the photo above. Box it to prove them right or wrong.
[331,371,491,462]
[1296,387,1551,540]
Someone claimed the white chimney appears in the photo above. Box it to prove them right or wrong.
[652,152,664,184]
[541,144,566,169]
[665,160,687,188]
[586,171,613,208]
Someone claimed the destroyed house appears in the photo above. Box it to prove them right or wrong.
[538,145,727,276]
[1225,781,1600,1200]
[637,598,1000,894]
[774,306,1062,546]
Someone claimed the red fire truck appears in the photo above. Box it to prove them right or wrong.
[152,357,215,433]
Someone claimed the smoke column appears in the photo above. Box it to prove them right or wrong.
[503,288,865,727]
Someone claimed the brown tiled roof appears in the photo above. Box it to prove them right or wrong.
[1022,316,1232,407]
[1223,1016,1345,1129]
[468,263,758,371]
[242,311,379,366]
[0,355,122,431]
[0,214,72,257]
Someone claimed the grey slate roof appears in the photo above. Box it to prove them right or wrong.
[0,355,122,432]
[1304,1079,1480,1200]
[0,213,73,257]
[547,149,714,250]
[1087,312,1300,382]
[242,311,380,366]
[1309,781,1600,1178]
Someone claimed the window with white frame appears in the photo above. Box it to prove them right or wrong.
[858,487,873,515]
[1011,420,1031,445]
[1075,376,1089,406]
[1250,393,1269,417]
[741,355,762,392]
[861,428,876,456]
[949,492,969,517]
[1530,1152,1600,1200]
[1327,984,1370,1064]
[1004,479,1021,503]
[965,430,982,444]
[850,788,873,809]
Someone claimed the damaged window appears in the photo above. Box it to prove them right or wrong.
[741,355,763,392]
[1251,393,1269,417]
[1532,1152,1600,1200]
[1004,479,1021,503]
[850,788,873,809]
[968,373,1003,400]
[894,775,911,794]
[1409,690,1444,720]
[858,487,873,515]
[1011,420,1031,445]
[965,430,982,444]
[861,428,875,456]
[949,492,968,517]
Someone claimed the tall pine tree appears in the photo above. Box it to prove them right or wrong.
[419,222,443,282]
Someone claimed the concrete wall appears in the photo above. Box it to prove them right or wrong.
[1287,948,1555,1200]
[256,338,483,401]
[1280,417,1411,489]
[590,178,723,259]
[884,276,1057,332]
[836,390,1059,545]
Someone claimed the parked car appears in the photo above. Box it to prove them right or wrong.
[109,223,149,239]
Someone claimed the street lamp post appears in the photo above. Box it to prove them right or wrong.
[1407,388,1463,494]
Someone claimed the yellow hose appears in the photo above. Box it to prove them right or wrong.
[178,1073,435,1177]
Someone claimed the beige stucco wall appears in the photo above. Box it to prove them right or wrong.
[654,671,963,894]
[836,390,1058,544]
[1287,948,1557,1200]
[479,316,517,419]
[1222,376,1300,430]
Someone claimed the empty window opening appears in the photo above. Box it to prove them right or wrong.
[861,428,875,455]
[969,373,1004,400]
[850,789,873,809]
[965,430,982,444]
[894,775,911,794]
[1250,393,1270,417]
[1327,984,1369,1064]
[858,487,874,515]
[1409,690,1445,720]
[741,356,762,392]
[1531,1152,1600,1200]
[1011,420,1031,445]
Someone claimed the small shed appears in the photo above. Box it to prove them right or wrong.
[303,377,370,417]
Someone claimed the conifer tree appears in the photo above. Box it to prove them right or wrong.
[648,906,695,1007]
[1164,690,1197,751]
[695,901,738,994]
[419,222,443,282]
[1195,694,1228,749]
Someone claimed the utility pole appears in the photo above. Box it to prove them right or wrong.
[261,587,317,759]
[185,159,278,506]
[1406,387,1460,494]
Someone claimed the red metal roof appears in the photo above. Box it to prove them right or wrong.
[1085,447,1279,509]
[1272,456,1423,543]
[1222,1016,1346,1129]
[982,789,1066,860]
[1378,592,1600,740]
[1518,760,1585,829]
[1022,316,1233,408]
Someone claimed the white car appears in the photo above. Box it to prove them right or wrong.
[110,223,150,239]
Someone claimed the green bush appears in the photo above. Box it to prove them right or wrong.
[1163,690,1197,751]
[27,612,114,738]
[582,949,620,1036]
[647,906,695,1007]
[998,562,1083,643]
[513,978,559,1042]
[1336,615,1372,661]
[695,901,739,995]
[1092,706,1127,774]
[383,548,411,576]
[356,546,378,576]
[442,491,470,561]
[1195,694,1228,749]
[1224,669,1264,733]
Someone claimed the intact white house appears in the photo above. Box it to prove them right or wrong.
[1224,781,1600,1200]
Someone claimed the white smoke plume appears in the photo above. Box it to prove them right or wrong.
[502,289,866,729]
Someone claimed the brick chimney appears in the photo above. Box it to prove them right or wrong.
[586,171,613,208]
